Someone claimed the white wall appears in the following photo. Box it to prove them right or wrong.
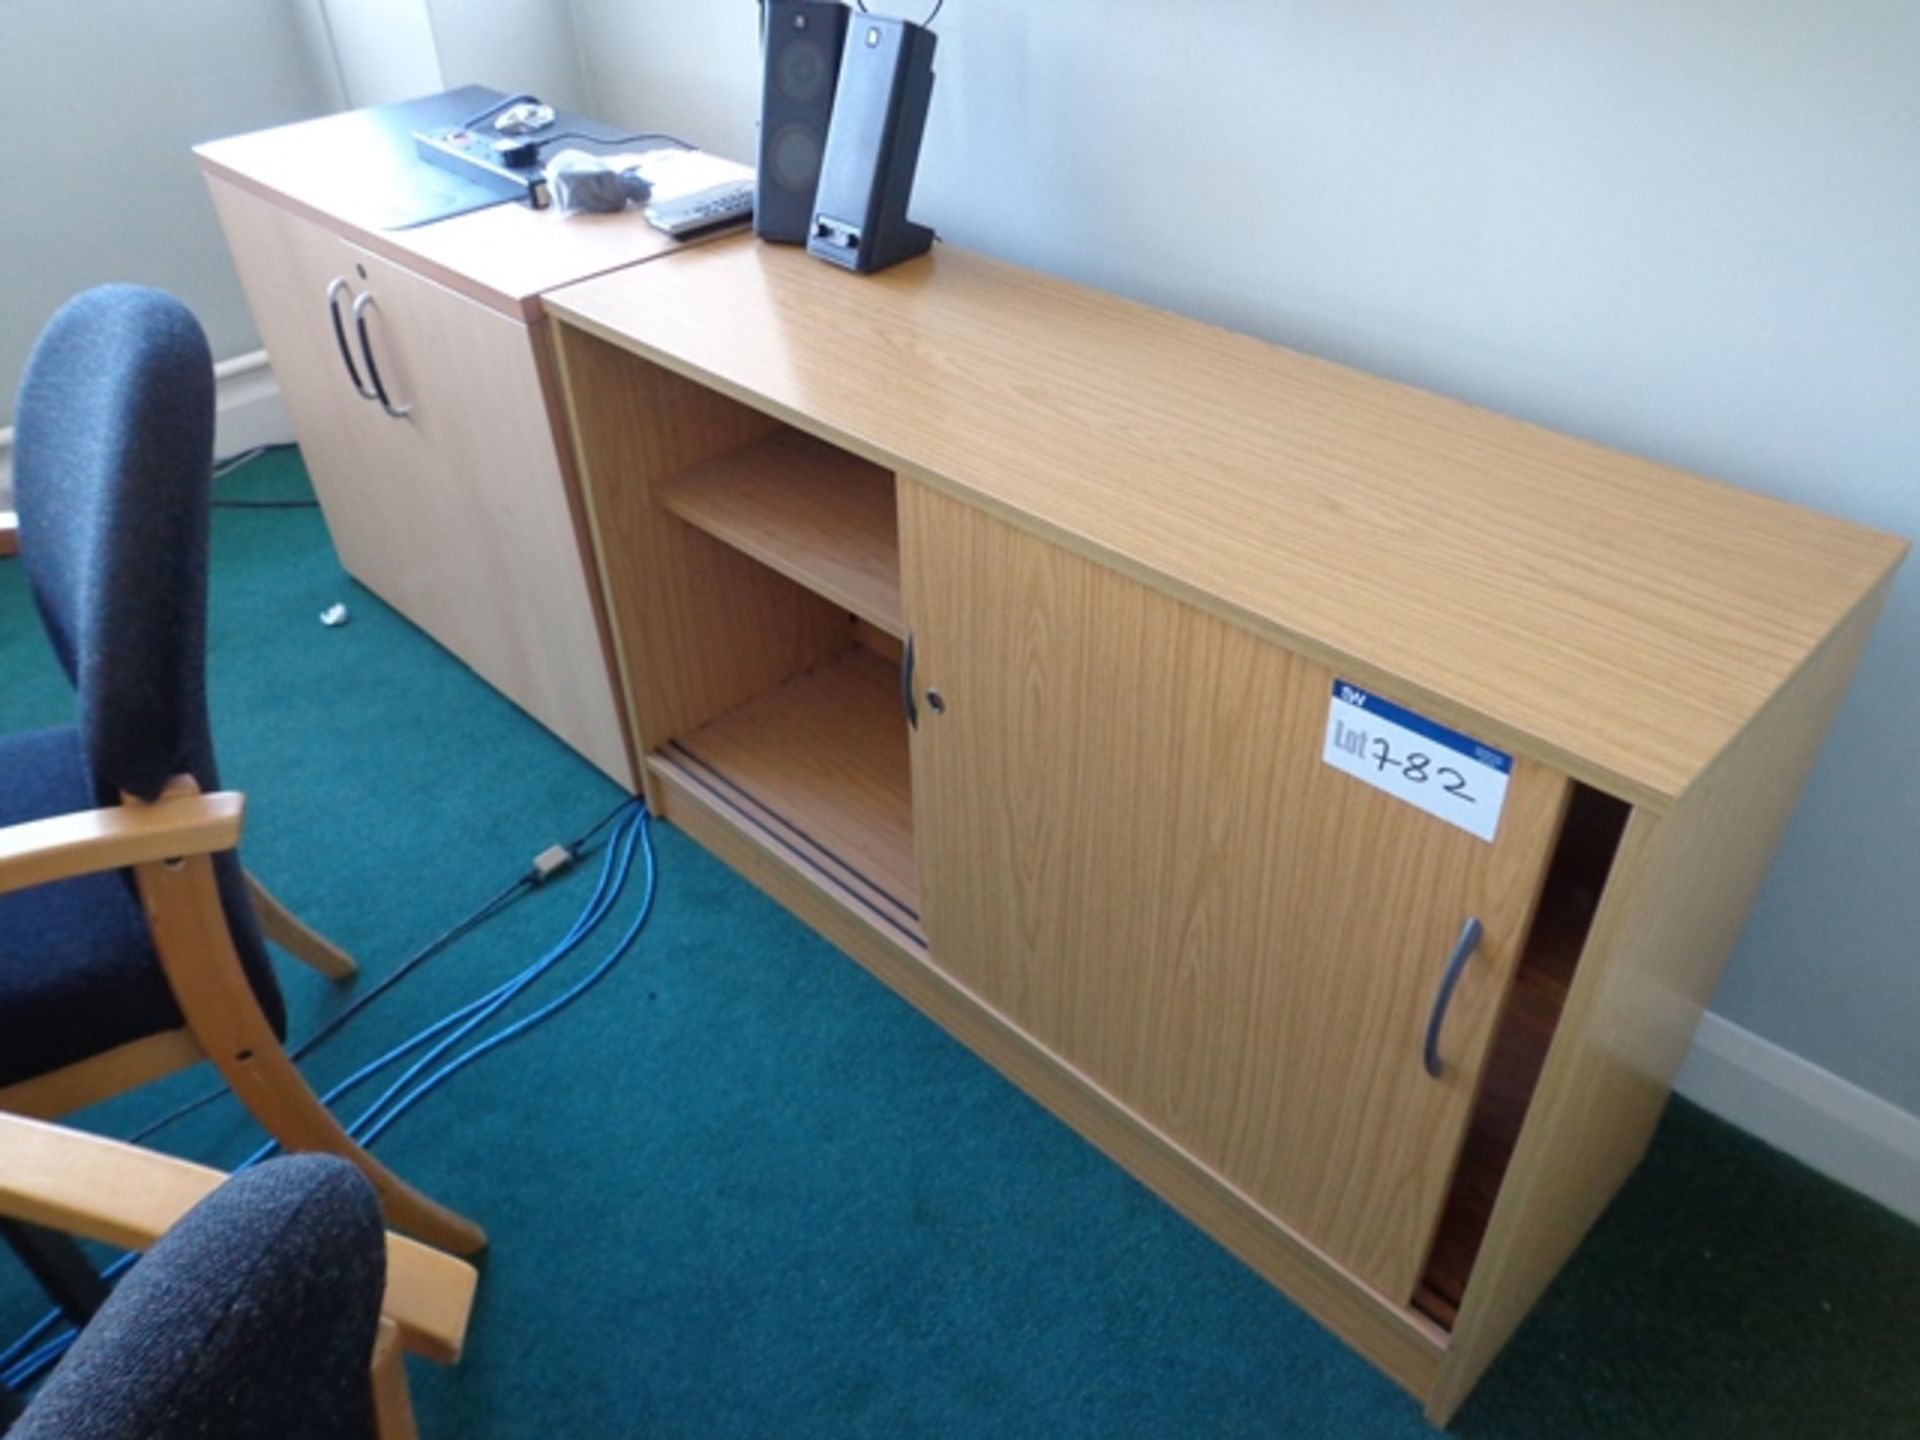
[570,2,758,150]
[426,0,589,112]
[0,1,338,430]
[304,0,590,112]
[0,0,587,438]
[293,0,588,121]
[304,0,443,108]
[570,2,1920,1121]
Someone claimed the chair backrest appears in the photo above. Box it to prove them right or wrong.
[11,285,277,1017]
[10,1156,385,1440]
[14,285,218,804]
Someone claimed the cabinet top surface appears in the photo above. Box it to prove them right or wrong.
[547,240,1906,804]
[196,104,691,315]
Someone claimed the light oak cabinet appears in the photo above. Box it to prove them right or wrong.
[197,106,708,790]
[546,238,1902,1423]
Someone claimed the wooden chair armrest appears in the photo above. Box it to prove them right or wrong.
[0,1115,477,1364]
[0,788,245,898]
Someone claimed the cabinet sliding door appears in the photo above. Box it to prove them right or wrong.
[901,480,1570,1301]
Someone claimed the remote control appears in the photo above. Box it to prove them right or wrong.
[643,179,755,238]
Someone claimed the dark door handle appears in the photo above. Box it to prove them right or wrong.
[326,278,378,400]
[350,291,413,419]
[1423,916,1484,1079]
[900,632,918,730]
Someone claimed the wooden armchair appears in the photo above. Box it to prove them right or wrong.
[0,285,480,1255]
[0,781,482,1254]
[0,1114,476,1438]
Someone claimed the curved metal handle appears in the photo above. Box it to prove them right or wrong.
[326,278,377,400]
[351,291,413,418]
[900,632,919,730]
[1422,916,1484,1079]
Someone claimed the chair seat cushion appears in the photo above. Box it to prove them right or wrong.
[0,727,257,1089]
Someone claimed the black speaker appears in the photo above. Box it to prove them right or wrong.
[756,0,850,243]
[807,14,937,274]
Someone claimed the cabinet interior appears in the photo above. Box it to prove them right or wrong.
[637,390,923,952]
[1414,782,1631,1327]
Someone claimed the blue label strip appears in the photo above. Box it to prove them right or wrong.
[1331,681,1513,774]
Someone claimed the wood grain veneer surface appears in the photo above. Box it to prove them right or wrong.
[547,240,1907,805]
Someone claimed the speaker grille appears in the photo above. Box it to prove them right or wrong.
[769,122,827,191]
[775,37,833,102]
[758,1,849,243]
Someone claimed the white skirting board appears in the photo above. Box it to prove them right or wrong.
[0,348,293,511]
[1676,1011,1920,1225]
[208,348,296,459]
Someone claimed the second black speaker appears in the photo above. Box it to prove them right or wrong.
[807,14,938,274]
[756,0,849,243]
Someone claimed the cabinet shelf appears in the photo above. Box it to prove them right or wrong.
[660,429,904,638]
[649,646,922,947]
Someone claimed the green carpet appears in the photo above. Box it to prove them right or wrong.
[2,450,1916,1437]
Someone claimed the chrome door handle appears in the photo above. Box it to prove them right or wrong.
[326,278,378,400]
[1422,917,1484,1079]
[350,291,413,419]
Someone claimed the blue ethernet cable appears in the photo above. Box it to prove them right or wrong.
[235,803,643,1171]
[0,1310,62,1379]
[1,801,653,1397]
[355,809,656,1147]
[339,807,644,1145]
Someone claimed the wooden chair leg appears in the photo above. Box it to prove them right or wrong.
[245,869,357,982]
[370,1318,421,1440]
[137,851,487,1257]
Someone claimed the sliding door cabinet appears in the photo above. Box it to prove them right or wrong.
[543,237,1904,1421]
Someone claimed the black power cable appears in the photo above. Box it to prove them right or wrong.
[531,129,694,153]
[124,795,636,1146]
[855,0,945,25]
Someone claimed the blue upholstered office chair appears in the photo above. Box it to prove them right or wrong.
[5,1156,389,1440]
[0,286,482,1256]
[0,1115,478,1439]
